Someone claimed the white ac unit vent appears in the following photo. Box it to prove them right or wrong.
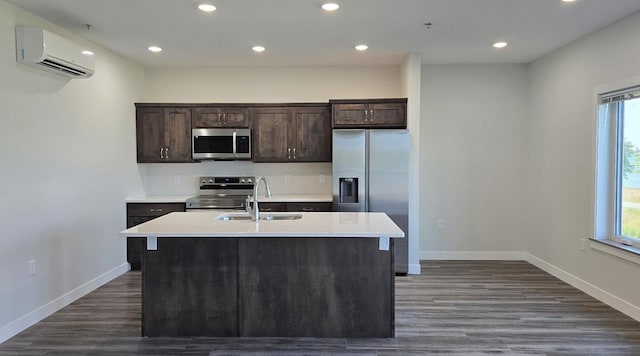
[16,26,95,79]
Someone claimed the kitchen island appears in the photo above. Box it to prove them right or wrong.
[120,211,404,338]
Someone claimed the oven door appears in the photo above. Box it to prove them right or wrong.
[192,128,251,160]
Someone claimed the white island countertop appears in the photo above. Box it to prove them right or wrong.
[120,211,404,238]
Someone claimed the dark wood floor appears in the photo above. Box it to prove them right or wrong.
[1,261,639,355]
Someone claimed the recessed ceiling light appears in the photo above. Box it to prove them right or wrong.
[81,50,94,56]
[562,0,576,2]
[148,46,163,53]
[492,42,508,49]
[355,44,368,51]
[322,3,340,11]
[198,3,216,12]
[252,45,266,53]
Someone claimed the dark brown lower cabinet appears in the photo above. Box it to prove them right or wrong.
[142,237,394,338]
[256,201,332,213]
[126,203,185,270]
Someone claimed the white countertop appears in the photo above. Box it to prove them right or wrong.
[120,211,404,238]
[125,194,332,203]
[126,195,191,203]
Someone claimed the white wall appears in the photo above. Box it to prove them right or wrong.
[401,54,422,274]
[139,66,403,197]
[0,0,144,342]
[527,12,640,311]
[420,64,529,259]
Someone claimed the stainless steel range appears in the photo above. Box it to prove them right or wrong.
[186,176,255,211]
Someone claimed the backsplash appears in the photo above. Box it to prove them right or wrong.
[140,161,332,196]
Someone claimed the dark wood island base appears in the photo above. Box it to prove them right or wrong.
[142,237,395,338]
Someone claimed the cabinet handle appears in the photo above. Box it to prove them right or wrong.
[217,113,222,122]
[364,110,368,122]
[262,208,273,212]
[301,207,314,212]
[292,147,296,160]
[232,131,237,157]
[160,148,164,158]
[165,147,169,159]
[370,109,374,121]
[150,208,163,212]
[223,113,228,122]
[288,147,291,160]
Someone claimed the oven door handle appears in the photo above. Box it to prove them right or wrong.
[232,130,237,158]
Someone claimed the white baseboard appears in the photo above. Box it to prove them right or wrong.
[0,262,130,344]
[524,253,640,322]
[408,263,421,275]
[420,250,526,260]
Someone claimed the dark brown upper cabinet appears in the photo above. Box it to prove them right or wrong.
[193,107,250,128]
[330,98,407,128]
[252,105,331,162]
[136,106,192,163]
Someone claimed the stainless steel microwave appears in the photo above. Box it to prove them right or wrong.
[192,128,251,160]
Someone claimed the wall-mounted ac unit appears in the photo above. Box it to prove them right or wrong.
[16,26,95,79]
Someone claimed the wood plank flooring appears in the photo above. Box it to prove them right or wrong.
[1,261,639,355]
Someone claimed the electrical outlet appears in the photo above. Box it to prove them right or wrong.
[437,219,444,229]
[319,174,326,184]
[28,260,36,276]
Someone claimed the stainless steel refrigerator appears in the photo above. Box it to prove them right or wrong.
[332,129,409,274]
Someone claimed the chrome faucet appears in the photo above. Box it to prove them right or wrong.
[246,176,272,221]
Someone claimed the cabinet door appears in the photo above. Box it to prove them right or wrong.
[252,108,293,162]
[163,109,192,162]
[220,108,250,127]
[294,106,331,162]
[193,107,250,128]
[137,107,165,162]
[332,103,368,127]
[331,100,407,128]
[193,107,224,127]
[369,103,406,128]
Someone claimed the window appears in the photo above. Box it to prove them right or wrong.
[595,86,640,252]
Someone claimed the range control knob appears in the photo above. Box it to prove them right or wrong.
[208,178,214,183]
[240,178,245,184]
[246,178,252,184]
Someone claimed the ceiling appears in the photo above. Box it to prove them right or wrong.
[8,0,640,67]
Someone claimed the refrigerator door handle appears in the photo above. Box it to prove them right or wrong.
[364,130,370,212]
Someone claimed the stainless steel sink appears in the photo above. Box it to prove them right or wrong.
[216,214,253,221]
[261,214,302,221]
[216,213,302,221]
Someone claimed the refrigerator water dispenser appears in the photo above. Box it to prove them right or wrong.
[339,178,358,203]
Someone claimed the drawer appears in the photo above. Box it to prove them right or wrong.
[286,202,332,212]
[255,202,286,212]
[126,203,185,217]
